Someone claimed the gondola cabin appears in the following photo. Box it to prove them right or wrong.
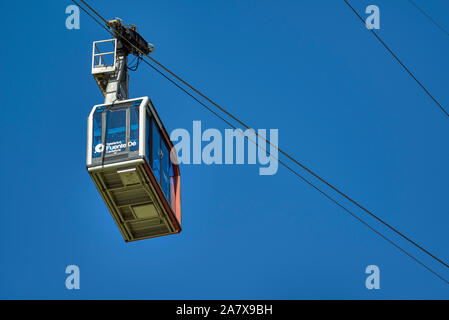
[86,97,181,242]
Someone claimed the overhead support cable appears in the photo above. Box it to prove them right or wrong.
[343,0,449,118]
[408,0,449,38]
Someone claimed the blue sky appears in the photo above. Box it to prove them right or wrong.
[1,0,448,299]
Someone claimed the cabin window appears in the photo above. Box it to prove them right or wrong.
[106,109,127,154]
[129,106,139,152]
[152,120,161,182]
[169,161,175,210]
[161,139,170,201]
[92,109,103,158]
[144,114,178,210]
[145,115,151,165]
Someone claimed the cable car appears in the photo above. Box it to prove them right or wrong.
[87,97,181,241]
[86,19,181,242]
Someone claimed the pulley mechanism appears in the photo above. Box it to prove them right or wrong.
[106,18,154,56]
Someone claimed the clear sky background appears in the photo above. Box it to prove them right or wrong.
[1,0,448,299]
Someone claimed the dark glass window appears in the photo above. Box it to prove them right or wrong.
[161,140,170,201]
[152,120,161,182]
[130,106,139,152]
[92,109,103,158]
[106,109,127,154]
[145,115,150,165]
[146,115,177,209]
[169,160,175,207]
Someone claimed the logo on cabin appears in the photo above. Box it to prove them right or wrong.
[95,144,105,154]
[94,141,138,154]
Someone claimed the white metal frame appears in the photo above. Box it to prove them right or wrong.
[91,39,117,75]
[87,97,151,167]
